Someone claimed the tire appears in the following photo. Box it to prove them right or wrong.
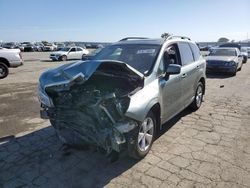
[60,55,67,61]
[0,62,9,79]
[82,54,86,60]
[232,67,237,76]
[238,63,242,71]
[128,112,156,159]
[190,82,204,110]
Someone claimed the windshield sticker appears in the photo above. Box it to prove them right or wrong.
[137,49,156,54]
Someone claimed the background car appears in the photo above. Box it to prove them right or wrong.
[54,42,65,51]
[34,42,45,51]
[0,48,23,79]
[50,46,89,61]
[241,47,248,63]
[82,47,103,61]
[219,43,241,50]
[2,42,19,49]
[206,47,243,75]
[21,42,35,52]
[43,43,57,51]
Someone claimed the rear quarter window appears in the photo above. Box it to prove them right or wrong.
[178,42,194,66]
[189,43,201,61]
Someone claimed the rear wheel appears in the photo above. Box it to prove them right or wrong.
[128,112,155,159]
[190,82,204,110]
[238,63,242,71]
[0,62,9,79]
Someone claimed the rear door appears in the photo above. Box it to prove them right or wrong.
[76,47,84,59]
[178,42,198,107]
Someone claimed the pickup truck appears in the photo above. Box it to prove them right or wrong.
[0,47,23,79]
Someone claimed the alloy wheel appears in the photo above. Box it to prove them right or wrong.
[196,85,203,108]
[137,117,154,152]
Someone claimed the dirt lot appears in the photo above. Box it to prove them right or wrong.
[0,53,250,187]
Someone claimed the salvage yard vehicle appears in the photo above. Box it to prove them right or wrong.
[38,36,206,159]
[0,47,23,79]
[206,47,243,76]
[50,46,89,61]
[44,43,57,51]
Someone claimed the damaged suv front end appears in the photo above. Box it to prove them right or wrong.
[38,59,147,154]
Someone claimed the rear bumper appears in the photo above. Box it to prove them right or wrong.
[9,60,23,68]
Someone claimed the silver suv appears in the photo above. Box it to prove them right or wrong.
[38,36,206,159]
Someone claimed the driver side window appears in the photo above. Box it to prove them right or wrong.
[70,48,76,52]
[158,43,180,75]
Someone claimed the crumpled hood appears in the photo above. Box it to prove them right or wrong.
[206,56,237,62]
[39,60,144,90]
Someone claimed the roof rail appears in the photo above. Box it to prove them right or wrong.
[119,37,149,42]
[166,35,191,41]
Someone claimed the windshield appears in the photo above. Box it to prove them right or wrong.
[93,44,160,74]
[209,49,236,56]
[58,47,70,51]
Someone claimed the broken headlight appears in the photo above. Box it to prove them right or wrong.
[115,97,130,116]
[37,84,54,107]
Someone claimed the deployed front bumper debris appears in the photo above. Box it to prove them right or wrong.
[39,60,144,154]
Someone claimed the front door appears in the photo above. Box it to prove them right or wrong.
[159,43,183,123]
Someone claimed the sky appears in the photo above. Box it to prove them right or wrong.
[0,0,249,42]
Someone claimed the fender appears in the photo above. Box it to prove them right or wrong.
[125,79,159,122]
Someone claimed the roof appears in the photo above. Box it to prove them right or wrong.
[114,36,194,46]
[115,38,165,45]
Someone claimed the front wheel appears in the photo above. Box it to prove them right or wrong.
[128,112,156,159]
[0,62,9,79]
[60,55,67,61]
[190,82,204,110]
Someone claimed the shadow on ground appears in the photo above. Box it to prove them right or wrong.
[0,108,193,187]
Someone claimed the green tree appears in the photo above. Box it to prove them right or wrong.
[161,33,171,39]
[217,37,229,43]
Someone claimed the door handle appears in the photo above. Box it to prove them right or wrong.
[196,65,200,69]
[181,73,187,78]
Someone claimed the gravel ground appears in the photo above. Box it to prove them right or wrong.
[0,53,250,187]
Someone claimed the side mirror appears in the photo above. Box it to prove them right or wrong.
[165,64,181,75]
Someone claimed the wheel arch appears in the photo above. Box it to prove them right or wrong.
[149,103,161,132]
[199,77,206,95]
[0,57,10,67]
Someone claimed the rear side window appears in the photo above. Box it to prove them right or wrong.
[178,42,194,66]
[189,43,200,61]
[77,48,83,51]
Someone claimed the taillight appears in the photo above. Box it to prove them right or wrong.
[19,52,22,60]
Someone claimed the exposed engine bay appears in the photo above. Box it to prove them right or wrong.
[39,61,144,153]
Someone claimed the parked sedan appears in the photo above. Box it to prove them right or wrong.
[21,42,35,52]
[206,48,243,75]
[50,46,89,61]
